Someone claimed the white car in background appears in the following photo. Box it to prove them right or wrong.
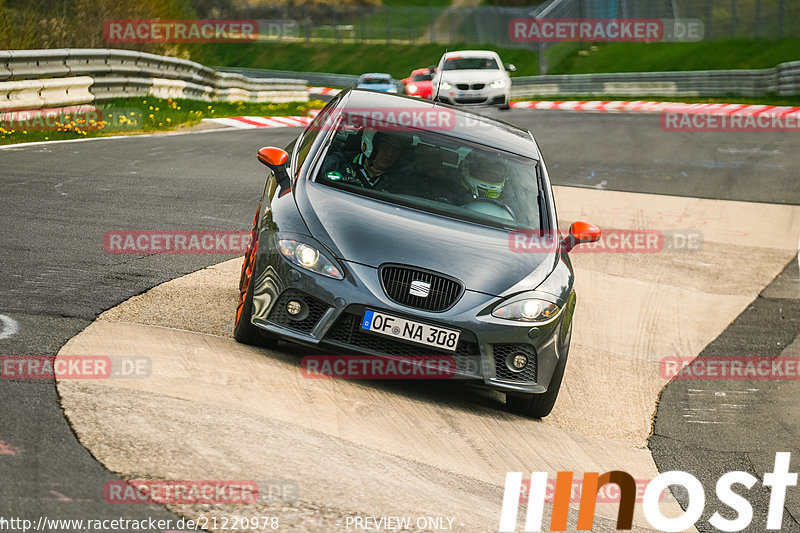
[431,50,515,109]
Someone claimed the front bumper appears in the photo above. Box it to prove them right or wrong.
[435,86,509,107]
[249,239,571,395]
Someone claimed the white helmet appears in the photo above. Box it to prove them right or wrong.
[461,151,506,199]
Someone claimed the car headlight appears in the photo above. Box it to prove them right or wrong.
[277,239,343,279]
[492,299,560,322]
[407,84,418,94]
[440,81,452,90]
[490,79,508,89]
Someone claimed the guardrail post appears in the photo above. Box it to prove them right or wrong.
[449,9,454,44]
[755,0,761,38]
[428,7,434,44]
[334,11,339,43]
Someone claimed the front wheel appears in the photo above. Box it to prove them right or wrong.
[506,353,567,418]
[234,221,277,347]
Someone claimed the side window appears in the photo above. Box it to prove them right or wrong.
[294,96,340,173]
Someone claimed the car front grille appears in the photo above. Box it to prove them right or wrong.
[492,344,537,383]
[455,83,485,90]
[267,289,329,333]
[380,265,463,312]
[323,307,481,377]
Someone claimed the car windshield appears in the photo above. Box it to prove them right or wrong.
[442,57,499,70]
[361,77,391,85]
[313,115,542,231]
[411,73,433,81]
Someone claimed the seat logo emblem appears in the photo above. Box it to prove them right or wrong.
[409,280,431,298]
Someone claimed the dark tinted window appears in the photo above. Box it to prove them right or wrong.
[313,115,541,230]
[442,57,499,70]
[295,98,339,172]
[361,77,392,85]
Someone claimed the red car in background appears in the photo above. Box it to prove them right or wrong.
[401,68,435,99]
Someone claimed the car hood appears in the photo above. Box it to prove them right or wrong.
[437,70,508,84]
[297,181,557,297]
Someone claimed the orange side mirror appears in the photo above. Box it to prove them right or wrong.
[562,221,601,253]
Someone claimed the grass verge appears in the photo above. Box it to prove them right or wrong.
[0,98,325,146]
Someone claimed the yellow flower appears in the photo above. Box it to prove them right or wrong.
[166,118,171,122]
[149,114,155,119]
[149,106,154,110]
[155,107,159,111]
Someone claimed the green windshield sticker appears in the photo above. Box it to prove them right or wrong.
[326,171,342,181]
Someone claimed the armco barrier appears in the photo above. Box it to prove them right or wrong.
[510,61,800,98]
[89,76,153,101]
[219,67,360,89]
[0,77,94,111]
[0,49,308,111]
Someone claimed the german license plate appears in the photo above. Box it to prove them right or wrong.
[360,309,460,352]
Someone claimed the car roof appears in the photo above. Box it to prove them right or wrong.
[339,89,538,159]
[442,50,501,59]
[360,73,393,79]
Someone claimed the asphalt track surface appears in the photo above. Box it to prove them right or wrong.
[0,108,798,530]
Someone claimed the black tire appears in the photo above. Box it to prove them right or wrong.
[506,352,567,418]
[234,229,278,347]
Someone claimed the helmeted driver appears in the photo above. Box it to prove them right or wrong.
[322,129,411,190]
[460,150,507,199]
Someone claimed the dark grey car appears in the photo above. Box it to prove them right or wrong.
[234,89,600,417]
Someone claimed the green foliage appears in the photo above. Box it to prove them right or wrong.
[0,97,324,146]
[551,39,800,74]
[188,42,540,80]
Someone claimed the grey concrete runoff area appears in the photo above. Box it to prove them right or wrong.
[0,109,798,531]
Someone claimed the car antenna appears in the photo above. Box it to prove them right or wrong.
[433,48,447,106]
